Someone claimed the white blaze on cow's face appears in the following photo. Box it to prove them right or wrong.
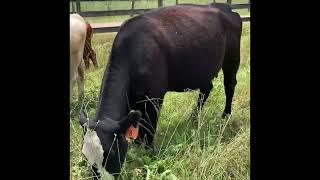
[82,130,115,179]
[82,130,104,168]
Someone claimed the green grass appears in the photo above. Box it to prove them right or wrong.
[70,22,250,180]
[71,0,250,23]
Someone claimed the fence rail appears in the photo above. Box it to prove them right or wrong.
[78,8,150,17]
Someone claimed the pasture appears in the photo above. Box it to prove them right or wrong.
[70,20,250,179]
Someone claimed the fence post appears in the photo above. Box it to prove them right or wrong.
[76,0,81,13]
[227,0,232,4]
[71,1,75,13]
[158,0,163,7]
[130,0,136,17]
[176,0,178,5]
[248,0,250,12]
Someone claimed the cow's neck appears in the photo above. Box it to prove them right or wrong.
[96,59,130,122]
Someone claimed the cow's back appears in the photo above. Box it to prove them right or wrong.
[141,6,228,90]
[113,5,240,93]
[183,3,242,54]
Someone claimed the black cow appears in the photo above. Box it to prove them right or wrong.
[78,3,242,179]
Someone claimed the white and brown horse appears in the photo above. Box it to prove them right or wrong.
[70,13,97,101]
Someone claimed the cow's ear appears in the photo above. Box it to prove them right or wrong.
[78,111,98,129]
[120,111,141,133]
[127,110,142,127]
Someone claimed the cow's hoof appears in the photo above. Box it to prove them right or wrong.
[222,112,231,118]
[189,113,197,121]
[189,108,199,121]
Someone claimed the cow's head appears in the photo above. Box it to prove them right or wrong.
[78,110,141,177]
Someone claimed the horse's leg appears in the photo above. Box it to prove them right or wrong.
[77,63,85,102]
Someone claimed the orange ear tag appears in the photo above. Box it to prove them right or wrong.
[125,125,139,142]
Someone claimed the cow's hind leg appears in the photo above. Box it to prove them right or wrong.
[77,64,85,102]
[222,57,240,118]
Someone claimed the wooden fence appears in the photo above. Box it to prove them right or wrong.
[70,0,250,33]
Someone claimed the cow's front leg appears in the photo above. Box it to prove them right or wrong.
[132,95,163,150]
